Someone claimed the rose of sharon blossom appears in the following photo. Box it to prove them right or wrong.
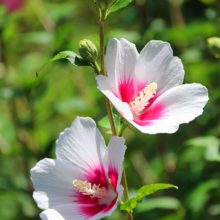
[31,117,126,220]
[96,38,209,134]
[0,0,23,13]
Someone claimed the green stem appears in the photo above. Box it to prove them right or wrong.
[119,123,133,220]
[93,61,101,75]
[118,122,127,137]
[105,98,117,136]
[97,11,133,220]
[98,14,117,135]
[122,169,133,220]
[98,19,106,76]
[100,9,108,21]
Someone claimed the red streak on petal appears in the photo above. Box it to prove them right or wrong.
[102,195,118,213]
[71,190,100,205]
[77,193,118,218]
[118,74,135,103]
[81,203,108,219]
[136,82,146,95]
[108,164,118,192]
[134,102,165,126]
[85,163,109,189]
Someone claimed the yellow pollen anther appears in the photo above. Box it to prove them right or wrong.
[130,82,157,115]
[73,180,109,199]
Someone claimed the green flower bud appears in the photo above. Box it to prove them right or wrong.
[207,37,220,58]
[96,0,115,10]
[78,39,98,63]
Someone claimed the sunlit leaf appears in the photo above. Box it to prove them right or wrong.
[138,184,178,197]
[98,113,121,134]
[185,136,220,162]
[120,184,178,212]
[108,0,133,13]
[36,51,93,76]
[98,115,111,130]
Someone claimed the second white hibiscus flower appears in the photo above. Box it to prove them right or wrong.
[96,38,209,134]
[31,117,126,220]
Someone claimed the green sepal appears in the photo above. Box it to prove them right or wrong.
[36,51,93,76]
[108,0,133,13]
[119,184,178,212]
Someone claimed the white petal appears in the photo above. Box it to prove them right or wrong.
[56,117,107,171]
[135,40,184,95]
[96,75,133,122]
[90,137,126,219]
[106,136,126,191]
[39,204,87,220]
[88,137,126,220]
[132,83,209,134]
[31,158,86,210]
[105,38,139,94]
[39,202,121,220]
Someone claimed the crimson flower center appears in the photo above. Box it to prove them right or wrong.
[129,82,157,115]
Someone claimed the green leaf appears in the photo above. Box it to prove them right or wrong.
[138,184,178,197]
[186,179,220,213]
[185,136,220,162]
[98,114,121,134]
[98,115,111,130]
[36,51,93,76]
[120,184,178,212]
[108,0,133,13]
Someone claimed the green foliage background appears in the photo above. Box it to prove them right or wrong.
[0,0,220,219]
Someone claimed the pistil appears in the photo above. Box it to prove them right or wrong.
[73,180,110,199]
[130,82,157,115]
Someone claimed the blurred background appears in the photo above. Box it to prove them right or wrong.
[0,0,220,219]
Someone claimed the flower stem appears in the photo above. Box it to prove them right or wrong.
[105,97,117,136]
[118,123,133,220]
[122,169,133,220]
[98,19,106,76]
[97,12,133,220]
[98,16,117,135]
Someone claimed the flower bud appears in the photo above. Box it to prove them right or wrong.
[78,39,98,63]
[207,37,220,58]
[96,0,115,10]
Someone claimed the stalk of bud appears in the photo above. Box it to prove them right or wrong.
[78,39,98,63]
